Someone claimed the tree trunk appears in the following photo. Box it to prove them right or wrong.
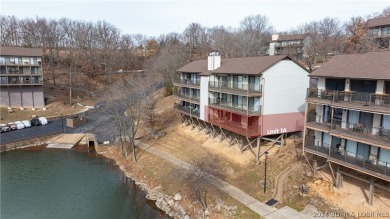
[132,139,137,162]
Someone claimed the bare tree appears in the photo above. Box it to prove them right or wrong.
[210,26,238,58]
[238,15,274,57]
[302,17,344,70]
[142,83,161,135]
[149,43,189,96]
[103,77,143,161]
[182,152,223,218]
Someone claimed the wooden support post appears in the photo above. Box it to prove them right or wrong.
[313,159,318,176]
[239,136,244,154]
[336,165,341,188]
[369,177,374,205]
[256,137,261,165]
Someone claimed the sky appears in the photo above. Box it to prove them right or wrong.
[1,0,389,37]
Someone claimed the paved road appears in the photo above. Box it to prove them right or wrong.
[1,82,164,145]
[0,107,119,145]
[0,119,65,144]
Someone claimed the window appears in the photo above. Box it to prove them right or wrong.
[385,81,390,94]
[351,80,376,93]
[370,28,379,37]
[325,79,345,91]
[381,26,390,36]
[0,57,4,64]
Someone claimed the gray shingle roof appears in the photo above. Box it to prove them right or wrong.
[274,34,308,42]
[0,46,43,57]
[367,16,390,28]
[310,51,390,80]
[177,55,308,76]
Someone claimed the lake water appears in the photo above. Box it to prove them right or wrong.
[0,149,168,219]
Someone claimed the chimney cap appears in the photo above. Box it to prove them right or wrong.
[209,50,219,56]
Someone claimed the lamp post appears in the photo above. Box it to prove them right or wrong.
[264,151,269,193]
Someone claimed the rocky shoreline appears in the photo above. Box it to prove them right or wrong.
[96,147,191,219]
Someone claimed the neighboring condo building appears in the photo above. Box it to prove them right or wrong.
[304,51,390,204]
[367,16,390,49]
[268,33,309,59]
[0,46,44,108]
[173,51,309,157]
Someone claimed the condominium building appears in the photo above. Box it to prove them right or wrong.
[367,16,390,49]
[174,52,308,157]
[268,33,309,59]
[0,46,44,108]
[304,51,390,203]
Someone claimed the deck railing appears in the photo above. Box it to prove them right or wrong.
[307,88,390,108]
[174,92,200,101]
[331,119,390,143]
[306,113,332,128]
[304,139,390,177]
[208,115,261,137]
[209,98,261,115]
[304,139,330,155]
[209,81,262,93]
[174,103,200,118]
[174,78,200,86]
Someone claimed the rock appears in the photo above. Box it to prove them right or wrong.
[32,115,37,118]
[314,180,322,185]
[177,206,186,218]
[7,107,12,110]
[167,199,175,207]
[173,202,179,210]
[42,107,47,110]
[184,215,191,219]
[31,108,36,111]
[205,209,210,216]
[156,198,165,210]
[20,107,24,110]
[174,193,182,201]
[168,211,174,217]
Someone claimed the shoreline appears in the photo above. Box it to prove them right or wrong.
[95,145,190,219]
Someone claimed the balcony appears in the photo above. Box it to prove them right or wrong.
[0,79,43,86]
[331,119,390,148]
[209,98,261,116]
[173,92,200,104]
[306,113,331,132]
[173,78,200,88]
[304,140,390,181]
[209,81,262,96]
[174,103,200,118]
[306,88,390,114]
[208,114,261,137]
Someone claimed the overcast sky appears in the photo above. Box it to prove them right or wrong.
[1,0,389,37]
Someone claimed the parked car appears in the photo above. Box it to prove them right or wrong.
[22,120,32,128]
[31,118,41,126]
[0,124,10,133]
[38,117,48,125]
[14,121,25,130]
[7,122,17,131]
